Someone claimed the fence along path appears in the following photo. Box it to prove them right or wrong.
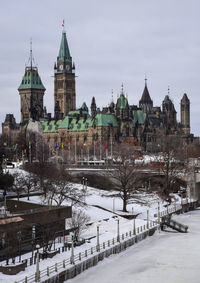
[15,221,158,283]
[15,200,197,283]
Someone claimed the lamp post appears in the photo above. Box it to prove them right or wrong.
[35,244,40,282]
[158,202,160,231]
[113,197,115,212]
[84,178,87,202]
[82,177,85,191]
[133,218,136,235]
[147,209,149,229]
[70,233,75,264]
[117,218,120,242]
[3,190,7,208]
[97,224,100,252]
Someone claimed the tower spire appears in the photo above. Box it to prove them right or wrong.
[121,83,124,94]
[145,74,147,86]
[30,38,32,69]
[27,38,36,69]
[168,85,170,96]
[111,89,114,102]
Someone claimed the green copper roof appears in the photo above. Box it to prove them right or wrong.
[116,94,128,109]
[68,109,89,117]
[58,116,70,129]
[81,102,88,112]
[41,120,61,133]
[163,95,170,102]
[95,113,118,127]
[59,113,118,132]
[68,118,93,132]
[132,110,146,127]
[58,32,71,62]
[18,67,45,91]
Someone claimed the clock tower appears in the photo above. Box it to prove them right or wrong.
[54,30,76,119]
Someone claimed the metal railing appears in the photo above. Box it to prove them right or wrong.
[15,222,157,283]
[14,200,196,283]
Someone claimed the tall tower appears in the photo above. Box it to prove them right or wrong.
[139,78,153,113]
[181,93,190,134]
[91,97,97,119]
[54,28,76,119]
[162,92,177,129]
[18,43,45,125]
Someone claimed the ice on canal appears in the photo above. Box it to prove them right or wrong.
[67,209,200,283]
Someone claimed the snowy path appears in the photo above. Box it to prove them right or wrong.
[67,209,200,283]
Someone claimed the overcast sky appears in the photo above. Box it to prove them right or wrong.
[0,0,200,135]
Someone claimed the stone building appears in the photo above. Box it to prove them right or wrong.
[2,28,193,158]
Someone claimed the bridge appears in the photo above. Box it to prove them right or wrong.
[186,158,200,203]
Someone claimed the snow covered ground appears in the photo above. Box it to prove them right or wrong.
[67,210,200,283]
[0,168,188,282]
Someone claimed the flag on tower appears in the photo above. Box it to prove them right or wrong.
[62,20,65,27]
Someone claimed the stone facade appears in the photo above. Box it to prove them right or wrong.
[2,29,193,156]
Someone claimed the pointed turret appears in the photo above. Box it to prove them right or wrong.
[91,97,97,119]
[139,79,153,113]
[18,42,45,124]
[162,88,177,129]
[58,31,72,63]
[116,84,128,109]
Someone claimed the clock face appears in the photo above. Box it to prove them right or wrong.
[59,64,63,71]
[66,65,70,72]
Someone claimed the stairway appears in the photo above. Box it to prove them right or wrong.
[162,217,188,233]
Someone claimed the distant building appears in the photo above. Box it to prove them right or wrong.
[2,28,194,157]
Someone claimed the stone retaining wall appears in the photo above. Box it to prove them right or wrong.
[41,228,156,283]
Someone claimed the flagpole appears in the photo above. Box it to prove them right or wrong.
[110,134,112,159]
[29,142,31,163]
[75,138,77,164]
[93,141,95,161]
[69,142,71,163]
[62,19,65,32]
[100,143,102,161]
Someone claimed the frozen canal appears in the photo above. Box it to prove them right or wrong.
[68,209,200,283]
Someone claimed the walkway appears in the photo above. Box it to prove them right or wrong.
[67,210,200,283]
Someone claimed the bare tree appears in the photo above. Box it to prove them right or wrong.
[43,166,85,207]
[154,136,186,197]
[67,209,91,242]
[21,172,39,200]
[107,144,141,212]
[23,162,57,196]
[10,171,25,200]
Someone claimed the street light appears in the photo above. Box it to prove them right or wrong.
[82,177,85,191]
[84,178,88,202]
[117,218,120,242]
[113,197,115,212]
[147,209,149,229]
[158,202,160,231]
[133,218,136,235]
[96,224,100,252]
[70,233,75,264]
[35,244,40,282]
